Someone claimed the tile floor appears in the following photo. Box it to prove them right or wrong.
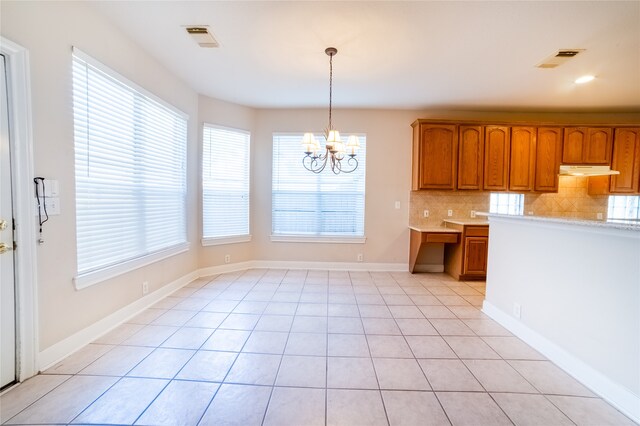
[1,269,636,426]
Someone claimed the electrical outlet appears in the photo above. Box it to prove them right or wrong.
[394,201,401,209]
[142,281,149,295]
[470,210,476,218]
[513,302,521,319]
[447,209,453,217]
[357,253,363,262]
[423,210,429,218]
[597,212,603,220]
[224,254,231,264]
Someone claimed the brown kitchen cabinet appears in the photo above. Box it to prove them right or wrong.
[411,123,458,190]
[562,127,613,165]
[609,128,640,194]
[535,127,563,192]
[509,127,536,191]
[483,126,510,191]
[457,125,484,190]
[444,223,489,280]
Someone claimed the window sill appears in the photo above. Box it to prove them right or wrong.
[202,235,252,246]
[73,242,191,290]
[270,235,366,244]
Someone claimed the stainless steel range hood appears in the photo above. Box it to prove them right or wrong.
[559,165,620,177]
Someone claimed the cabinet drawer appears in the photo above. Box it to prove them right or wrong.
[465,226,489,237]
[424,233,459,243]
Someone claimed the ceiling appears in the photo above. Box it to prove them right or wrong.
[90,1,640,111]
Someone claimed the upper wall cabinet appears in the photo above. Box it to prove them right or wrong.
[562,127,613,164]
[534,127,563,192]
[411,123,458,190]
[609,128,640,194]
[483,126,510,191]
[509,127,536,191]
[458,126,484,190]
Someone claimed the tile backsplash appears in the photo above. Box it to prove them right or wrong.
[410,176,609,226]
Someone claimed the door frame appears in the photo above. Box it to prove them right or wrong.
[1,37,38,382]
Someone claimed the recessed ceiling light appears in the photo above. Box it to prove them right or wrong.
[575,75,595,84]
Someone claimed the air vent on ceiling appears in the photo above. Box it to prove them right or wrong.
[536,49,584,69]
[185,26,219,48]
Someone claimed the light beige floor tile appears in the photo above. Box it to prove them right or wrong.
[126,308,167,325]
[327,389,388,426]
[508,360,595,396]
[328,304,360,317]
[200,383,271,426]
[547,395,637,426]
[135,379,219,426]
[418,359,483,391]
[373,358,430,390]
[44,344,113,375]
[463,359,538,393]
[327,357,379,389]
[389,305,425,319]
[172,287,197,298]
[451,286,482,296]
[219,313,260,330]
[201,329,250,352]
[328,294,357,304]
[482,336,546,360]
[410,295,443,306]
[254,315,294,332]
[492,393,574,426]
[285,332,327,356]
[296,303,328,316]
[80,345,154,376]
[183,311,227,328]
[152,309,196,326]
[225,353,281,385]
[127,348,194,379]
[362,318,402,335]
[5,375,117,425]
[263,387,325,426]
[462,319,512,336]
[72,377,167,424]
[291,316,328,333]
[462,295,485,306]
[358,304,393,318]
[275,355,327,388]
[383,294,414,305]
[300,292,328,303]
[122,324,179,347]
[430,319,476,336]
[367,335,414,358]
[202,299,239,313]
[378,286,405,295]
[233,301,268,314]
[418,305,457,319]
[436,391,513,426]
[245,291,277,302]
[0,374,71,423]
[160,326,214,349]
[443,336,501,359]
[356,294,386,305]
[382,390,451,426]
[175,350,237,382]
[429,287,458,296]
[327,316,364,334]
[242,331,289,354]
[396,318,439,335]
[173,297,209,311]
[406,336,457,359]
[263,302,298,315]
[436,295,471,306]
[270,291,301,302]
[93,323,144,345]
[447,305,488,319]
[328,334,370,357]
[152,296,182,310]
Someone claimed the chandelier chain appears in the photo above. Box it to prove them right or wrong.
[328,51,333,130]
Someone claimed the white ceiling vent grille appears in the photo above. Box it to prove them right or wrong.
[185,26,219,48]
[536,49,584,69]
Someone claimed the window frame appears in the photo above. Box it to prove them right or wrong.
[607,195,640,221]
[489,192,525,216]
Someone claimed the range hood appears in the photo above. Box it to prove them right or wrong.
[559,165,620,177]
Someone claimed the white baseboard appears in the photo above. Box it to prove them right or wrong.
[482,301,640,424]
[38,270,198,371]
[413,264,444,273]
[199,260,408,276]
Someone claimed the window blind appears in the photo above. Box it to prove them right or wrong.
[489,193,524,215]
[73,49,188,278]
[202,124,250,242]
[272,133,366,237]
[608,195,640,220]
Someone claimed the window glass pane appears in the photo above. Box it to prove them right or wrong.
[272,133,366,236]
[202,125,250,239]
[489,193,524,215]
[73,49,187,275]
[607,195,640,220]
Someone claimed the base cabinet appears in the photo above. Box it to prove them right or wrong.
[444,224,489,280]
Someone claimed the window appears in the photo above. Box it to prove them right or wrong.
[72,48,188,288]
[202,124,250,244]
[608,195,640,220]
[489,193,524,215]
[272,133,366,242]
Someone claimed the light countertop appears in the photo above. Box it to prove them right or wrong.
[484,213,640,232]
[409,226,461,233]
[443,219,490,226]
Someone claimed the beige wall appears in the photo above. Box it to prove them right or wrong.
[1,2,200,350]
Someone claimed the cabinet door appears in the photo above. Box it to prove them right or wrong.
[509,127,536,191]
[535,127,563,192]
[609,128,640,194]
[585,128,613,164]
[418,124,458,190]
[483,126,510,191]
[457,126,483,190]
[463,237,488,275]
[563,128,587,164]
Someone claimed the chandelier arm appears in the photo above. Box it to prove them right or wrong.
[339,156,359,174]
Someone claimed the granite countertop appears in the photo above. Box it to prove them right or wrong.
[482,212,640,232]
[409,225,462,233]
[443,218,490,226]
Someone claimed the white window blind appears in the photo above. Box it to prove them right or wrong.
[272,133,366,238]
[72,48,188,282]
[608,195,640,220]
[202,124,250,243]
[489,193,524,215]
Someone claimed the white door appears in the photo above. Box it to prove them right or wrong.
[0,53,17,389]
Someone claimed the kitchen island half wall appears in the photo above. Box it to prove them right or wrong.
[483,214,640,423]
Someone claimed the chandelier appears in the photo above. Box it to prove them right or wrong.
[302,47,360,174]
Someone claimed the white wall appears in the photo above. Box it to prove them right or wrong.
[1,1,200,350]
